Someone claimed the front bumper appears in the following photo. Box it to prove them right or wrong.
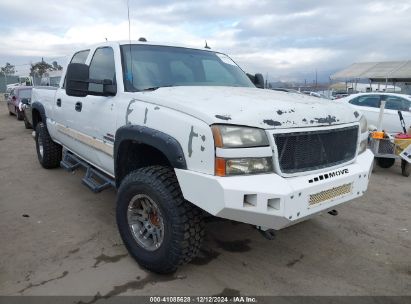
[175,150,374,230]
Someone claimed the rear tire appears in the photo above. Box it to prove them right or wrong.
[24,116,32,129]
[35,122,62,169]
[376,157,395,168]
[116,166,204,274]
[401,160,410,177]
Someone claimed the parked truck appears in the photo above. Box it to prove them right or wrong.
[31,40,374,273]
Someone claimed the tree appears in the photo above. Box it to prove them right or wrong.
[0,62,15,76]
[52,61,62,71]
[30,60,53,77]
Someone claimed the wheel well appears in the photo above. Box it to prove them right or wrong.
[116,141,172,187]
[32,109,42,129]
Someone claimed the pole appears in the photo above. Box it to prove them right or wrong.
[377,99,386,131]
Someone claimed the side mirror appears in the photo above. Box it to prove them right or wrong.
[66,63,89,97]
[247,73,265,89]
[21,98,30,105]
[254,73,265,89]
[66,62,117,97]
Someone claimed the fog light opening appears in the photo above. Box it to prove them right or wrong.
[243,194,257,208]
[267,198,280,211]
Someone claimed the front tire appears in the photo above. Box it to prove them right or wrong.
[376,157,395,168]
[35,122,62,169]
[116,166,204,274]
[16,107,23,121]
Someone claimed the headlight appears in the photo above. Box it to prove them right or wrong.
[358,139,367,154]
[358,115,368,154]
[215,157,273,176]
[212,125,269,148]
[360,115,368,133]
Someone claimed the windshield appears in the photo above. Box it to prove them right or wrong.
[120,44,254,91]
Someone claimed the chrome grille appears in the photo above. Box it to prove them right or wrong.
[274,126,358,174]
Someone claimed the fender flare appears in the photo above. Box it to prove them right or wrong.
[31,102,46,128]
[114,125,187,184]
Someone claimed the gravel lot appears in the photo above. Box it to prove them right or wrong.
[0,98,410,297]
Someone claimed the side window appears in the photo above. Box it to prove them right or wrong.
[88,47,116,94]
[383,96,411,112]
[89,47,116,83]
[71,50,90,64]
[349,95,380,108]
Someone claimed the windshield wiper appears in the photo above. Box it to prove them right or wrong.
[140,84,175,92]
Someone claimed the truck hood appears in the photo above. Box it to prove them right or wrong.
[137,86,360,129]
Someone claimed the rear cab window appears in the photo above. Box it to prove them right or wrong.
[63,49,90,88]
[71,50,90,64]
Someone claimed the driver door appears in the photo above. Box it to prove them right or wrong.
[73,46,118,175]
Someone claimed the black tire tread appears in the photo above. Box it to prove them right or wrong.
[35,122,62,169]
[401,160,410,177]
[117,166,204,273]
[376,157,395,169]
[16,108,23,121]
[24,116,32,129]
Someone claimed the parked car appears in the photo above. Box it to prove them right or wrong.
[340,93,411,133]
[271,88,303,94]
[31,40,373,273]
[6,86,32,121]
[303,91,331,99]
[20,97,32,129]
[4,86,14,100]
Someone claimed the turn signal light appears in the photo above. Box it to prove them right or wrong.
[215,158,226,176]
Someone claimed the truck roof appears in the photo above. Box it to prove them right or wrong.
[82,40,218,53]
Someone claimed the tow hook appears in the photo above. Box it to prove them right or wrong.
[256,226,276,240]
[328,209,338,216]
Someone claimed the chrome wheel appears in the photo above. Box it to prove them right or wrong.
[127,194,164,251]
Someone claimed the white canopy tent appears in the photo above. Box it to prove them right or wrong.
[331,61,411,92]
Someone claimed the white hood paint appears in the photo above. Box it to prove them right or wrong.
[137,86,360,129]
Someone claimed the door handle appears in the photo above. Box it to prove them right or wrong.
[75,102,82,112]
[56,98,62,107]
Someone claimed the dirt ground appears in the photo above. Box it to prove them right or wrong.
[0,98,410,297]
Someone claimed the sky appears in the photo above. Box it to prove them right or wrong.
[0,0,410,82]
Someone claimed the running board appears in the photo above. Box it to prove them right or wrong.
[60,150,115,193]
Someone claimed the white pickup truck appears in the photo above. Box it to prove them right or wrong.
[31,40,374,273]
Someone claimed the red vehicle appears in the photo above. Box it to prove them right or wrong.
[6,86,32,120]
